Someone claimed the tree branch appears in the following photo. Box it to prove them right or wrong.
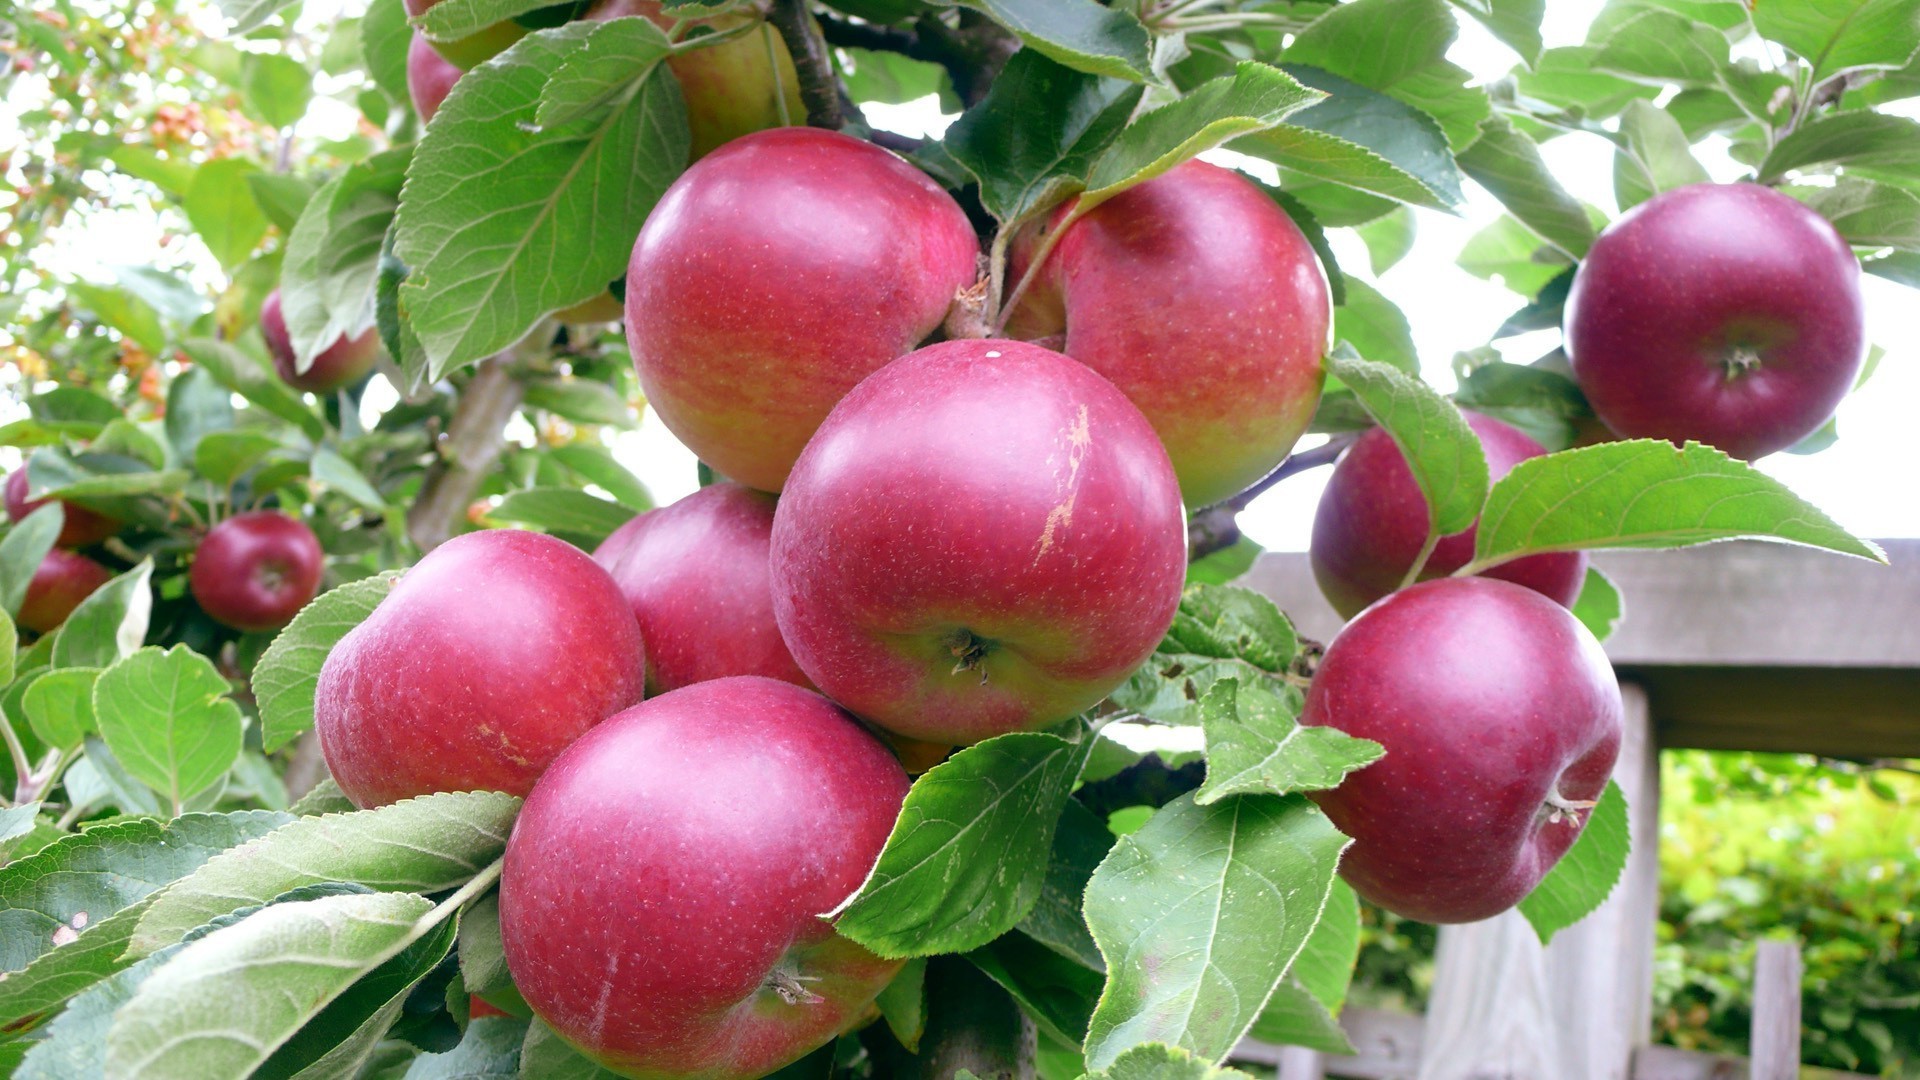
[1186,434,1356,561]
[914,957,1035,1080]
[406,353,529,553]
[816,8,1017,107]
[768,0,842,129]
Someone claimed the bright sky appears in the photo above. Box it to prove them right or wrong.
[11,1,1914,547]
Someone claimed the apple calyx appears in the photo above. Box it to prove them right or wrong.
[943,627,995,680]
[943,278,994,341]
[1722,343,1766,382]
[1542,788,1599,826]
[765,966,825,1006]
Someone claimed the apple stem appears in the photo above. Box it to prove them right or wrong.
[1542,789,1599,826]
[1398,529,1442,592]
[1186,435,1356,561]
[1722,344,1764,382]
[765,966,826,1007]
[943,628,993,683]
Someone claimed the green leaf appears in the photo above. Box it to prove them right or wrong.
[394,26,688,379]
[1283,877,1361,1012]
[104,890,441,1080]
[0,504,62,619]
[967,932,1103,1047]
[487,488,636,544]
[179,338,327,442]
[1519,780,1630,943]
[957,0,1151,83]
[413,0,552,42]
[1353,207,1415,275]
[405,1014,525,1078]
[521,376,635,427]
[1451,359,1589,451]
[1081,793,1349,1070]
[1334,278,1417,375]
[66,280,167,355]
[1080,63,1322,207]
[873,957,929,1053]
[535,16,674,130]
[1753,0,1920,80]
[520,1017,618,1078]
[1591,9,1731,86]
[130,790,521,958]
[1325,353,1488,536]
[20,667,102,750]
[1791,177,1920,250]
[1613,99,1710,211]
[51,560,153,671]
[109,144,199,198]
[1287,0,1458,90]
[166,366,237,466]
[1196,680,1382,803]
[1087,1043,1257,1080]
[1469,440,1887,570]
[27,447,190,501]
[1239,64,1464,212]
[289,778,357,816]
[944,50,1143,223]
[255,573,398,752]
[1449,0,1545,64]
[545,445,653,511]
[832,728,1094,958]
[1110,584,1299,726]
[840,46,952,107]
[0,811,292,984]
[456,890,523,1009]
[1246,981,1351,1053]
[1457,117,1595,257]
[242,53,315,129]
[215,0,299,35]
[1018,799,1114,971]
[93,645,245,813]
[281,149,408,371]
[311,447,389,511]
[0,803,37,849]
[1185,535,1262,587]
[1759,111,1920,182]
[362,0,413,106]
[1571,566,1625,643]
[93,419,169,470]
[1457,214,1576,298]
[184,158,270,270]
[194,430,284,488]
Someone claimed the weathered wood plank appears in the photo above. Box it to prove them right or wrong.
[1749,940,1803,1080]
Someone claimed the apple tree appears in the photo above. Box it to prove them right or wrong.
[0,0,1912,1076]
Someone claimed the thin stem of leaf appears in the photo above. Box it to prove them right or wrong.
[430,857,506,926]
[762,25,793,128]
[993,204,1088,333]
[1399,529,1442,591]
[1,708,33,805]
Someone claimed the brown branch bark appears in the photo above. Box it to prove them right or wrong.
[913,957,1035,1080]
[1186,434,1356,561]
[406,354,528,553]
[815,8,1018,107]
[768,0,842,129]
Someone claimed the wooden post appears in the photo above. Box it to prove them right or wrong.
[1414,684,1659,1080]
[1749,940,1803,1080]
[1276,1046,1325,1079]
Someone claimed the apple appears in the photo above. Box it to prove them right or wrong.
[1302,577,1623,923]
[1564,182,1866,461]
[770,339,1186,746]
[499,676,908,1079]
[1310,411,1590,619]
[260,289,380,395]
[17,549,113,633]
[584,0,805,161]
[593,482,809,694]
[189,511,326,632]
[407,31,463,124]
[315,528,646,807]
[5,469,120,549]
[1004,159,1331,508]
[627,127,979,493]
[402,0,526,70]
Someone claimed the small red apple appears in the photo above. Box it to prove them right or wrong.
[260,289,380,395]
[315,528,646,807]
[1005,159,1331,508]
[190,511,326,632]
[593,482,809,694]
[1310,412,1589,619]
[407,30,463,124]
[17,549,113,633]
[627,127,979,493]
[500,676,908,1080]
[770,339,1187,746]
[1564,182,1866,460]
[1303,577,1623,924]
[584,0,805,161]
[5,469,120,549]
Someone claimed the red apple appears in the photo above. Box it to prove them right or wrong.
[584,0,805,161]
[593,482,809,694]
[407,30,463,124]
[627,127,979,493]
[17,549,113,633]
[770,339,1186,746]
[190,512,326,632]
[5,469,120,549]
[260,289,380,395]
[315,528,646,807]
[1310,412,1589,619]
[500,676,908,1079]
[402,0,525,69]
[1303,577,1623,923]
[1564,182,1866,460]
[1005,159,1331,508]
